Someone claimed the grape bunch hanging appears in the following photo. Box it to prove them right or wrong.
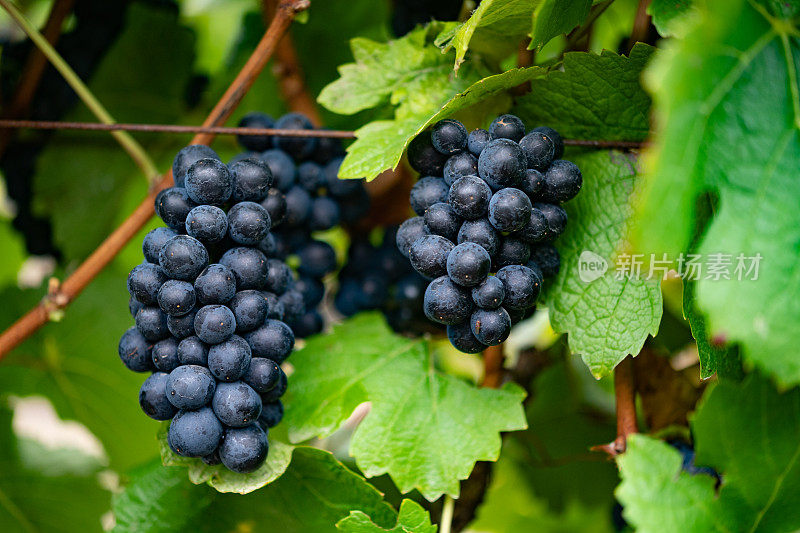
[396,115,582,353]
[119,141,299,474]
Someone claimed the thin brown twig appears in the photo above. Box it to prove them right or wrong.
[0,0,310,361]
[0,0,76,157]
[481,344,505,388]
[262,0,321,125]
[565,0,615,52]
[627,0,652,52]
[0,119,648,149]
[592,355,638,456]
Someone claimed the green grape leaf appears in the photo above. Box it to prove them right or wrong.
[32,3,195,261]
[544,151,662,378]
[336,67,543,181]
[531,0,592,50]
[513,44,655,141]
[682,279,740,380]
[114,448,397,533]
[617,373,800,532]
[647,0,696,37]
[158,422,294,494]
[0,260,162,471]
[629,0,800,384]
[435,0,537,70]
[0,404,110,532]
[337,500,436,533]
[284,313,527,501]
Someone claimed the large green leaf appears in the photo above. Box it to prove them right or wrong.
[284,313,527,501]
[32,2,195,262]
[545,151,662,378]
[513,44,655,141]
[435,0,537,70]
[0,404,110,532]
[647,0,696,37]
[531,0,592,50]
[617,373,800,532]
[629,0,800,383]
[114,448,397,533]
[158,422,294,494]
[337,500,436,533]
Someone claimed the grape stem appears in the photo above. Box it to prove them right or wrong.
[0,0,159,182]
[592,355,639,456]
[0,0,75,159]
[440,495,455,533]
[0,0,311,362]
[481,344,505,388]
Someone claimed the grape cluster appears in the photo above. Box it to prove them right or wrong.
[397,115,582,353]
[119,144,299,473]
[334,226,434,336]
[233,112,370,339]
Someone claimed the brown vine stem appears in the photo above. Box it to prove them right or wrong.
[627,0,652,53]
[592,355,638,457]
[0,0,311,362]
[262,0,322,125]
[0,0,75,158]
[481,344,505,388]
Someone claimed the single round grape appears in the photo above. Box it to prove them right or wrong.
[173,145,220,188]
[142,227,178,264]
[220,247,268,290]
[297,161,326,192]
[519,131,556,170]
[535,203,568,241]
[542,160,582,203]
[127,263,167,306]
[424,202,461,243]
[237,112,274,152]
[228,201,271,245]
[260,368,287,402]
[529,244,561,278]
[167,310,198,339]
[409,234,454,279]
[194,304,236,344]
[265,258,293,295]
[243,319,294,363]
[477,139,527,190]
[280,289,305,323]
[448,176,491,220]
[166,365,216,410]
[488,188,532,232]
[185,205,228,244]
[244,357,281,394]
[185,158,233,205]
[489,114,525,142]
[159,235,209,281]
[443,152,478,187]
[219,424,268,473]
[283,186,312,227]
[495,264,540,310]
[194,264,237,305]
[155,187,195,230]
[274,112,318,160]
[177,336,209,366]
[260,149,296,191]
[119,327,154,372]
[493,237,531,270]
[447,320,487,354]
[261,188,287,227]
[467,128,491,157]
[261,291,285,320]
[309,197,341,231]
[212,381,262,427]
[258,400,284,429]
[298,240,337,279]
[292,310,324,338]
[470,307,511,345]
[135,307,169,341]
[472,276,505,309]
[520,168,545,199]
[407,131,448,176]
[431,119,468,155]
[410,177,449,216]
[139,372,177,420]
[532,126,564,159]
[168,407,222,457]
[129,296,145,318]
[229,157,273,203]
[458,218,500,258]
[423,276,472,325]
[207,334,252,381]
[151,337,180,372]
[157,279,196,317]
[396,217,429,258]
[294,276,325,308]
[516,208,548,243]
[446,242,491,287]
[229,290,269,333]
